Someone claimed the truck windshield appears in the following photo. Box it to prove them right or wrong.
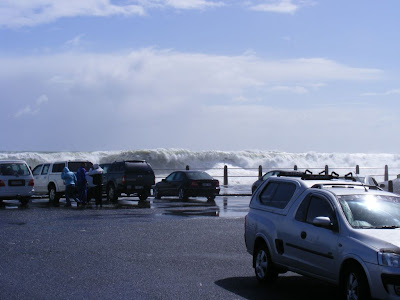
[338,194,400,228]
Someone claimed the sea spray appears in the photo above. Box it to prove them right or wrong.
[1,149,400,185]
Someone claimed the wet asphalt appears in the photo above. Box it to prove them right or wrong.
[0,196,339,300]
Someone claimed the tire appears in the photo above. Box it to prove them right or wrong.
[139,191,149,201]
[178,188,188,201]
[207,195,215,202]
[342,263,370,300]
[20,197,30,206]
[107,184,118,203]
[153,187,161,199]
[253,242,278,284]
[48,184,59,203]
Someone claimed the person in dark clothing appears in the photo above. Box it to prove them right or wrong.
[61,167,79,207]
[87,164,104,207]
[76,162,88,206]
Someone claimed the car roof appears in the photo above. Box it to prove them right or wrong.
[0,160,28,164]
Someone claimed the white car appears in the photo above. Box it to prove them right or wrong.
[0,160,34,205]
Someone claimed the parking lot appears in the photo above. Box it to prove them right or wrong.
[0,195,339,300]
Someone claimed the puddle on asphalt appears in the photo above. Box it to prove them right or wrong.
[2,196,250,218]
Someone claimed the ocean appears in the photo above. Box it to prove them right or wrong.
[2,149,400,194]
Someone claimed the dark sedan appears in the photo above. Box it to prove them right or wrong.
[153,171,220,201]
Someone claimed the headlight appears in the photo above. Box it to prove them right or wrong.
[378,251,400,267]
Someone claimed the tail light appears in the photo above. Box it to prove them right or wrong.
[122,175,126,184]
[0,180,5,187]
[216,180,220,187]
[28,179,34,186]
[190,181,199,187]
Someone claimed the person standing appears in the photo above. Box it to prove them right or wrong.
[76,162,88,206]
[87,164,104,207]
[61,167,79,207]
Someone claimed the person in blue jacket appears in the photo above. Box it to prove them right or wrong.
[76,162,88,206]
[61,167,79,207]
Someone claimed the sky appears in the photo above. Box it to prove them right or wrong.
[1,0,400,153]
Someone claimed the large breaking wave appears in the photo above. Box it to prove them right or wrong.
[1,149,400,186]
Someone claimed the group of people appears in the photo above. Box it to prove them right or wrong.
[61,162,104,208]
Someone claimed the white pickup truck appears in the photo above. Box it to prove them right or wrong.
[245,172,400,300]
[32,161,92,204]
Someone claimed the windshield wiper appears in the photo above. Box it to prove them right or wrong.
[374,225,400,229]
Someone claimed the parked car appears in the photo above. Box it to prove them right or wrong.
[0,160,34,205]
[245,172,400,300]
[32,160,92,204]
[153,170,220,201]
[251,170,303,193]
[105,160,155,202]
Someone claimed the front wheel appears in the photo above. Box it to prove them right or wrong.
[254,243,278,284]
[48,185,60,203]
[178,188,188,201]
[153,187,161,199]
[107,184,118,202]
[342,264,370,300]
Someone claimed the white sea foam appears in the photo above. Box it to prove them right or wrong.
[1,149,400,186]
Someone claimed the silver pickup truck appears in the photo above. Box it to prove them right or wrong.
[245,173,400,300]
[32,161,92,203]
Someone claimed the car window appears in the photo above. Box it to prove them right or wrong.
[32,165,43,176]
[186,171,212,180]
[305,196,335,224]
[52,163,65,173]
[166,172,176,182]
[0,162,30,176]
[259,181,296,209]
[295,196,310,222]
[174,172,185,181]
[41,164,50,175]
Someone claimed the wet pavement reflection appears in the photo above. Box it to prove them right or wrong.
[0,195,251,218]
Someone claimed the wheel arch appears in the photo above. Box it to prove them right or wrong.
[252,235,272,268]
[339,257,371,295]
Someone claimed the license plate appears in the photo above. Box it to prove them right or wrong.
[203,183,211,187]
[9,180,25,186]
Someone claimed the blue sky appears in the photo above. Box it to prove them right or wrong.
[1,0,400,153]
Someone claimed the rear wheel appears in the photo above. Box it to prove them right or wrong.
[20,197,30,206]
[254,242,278,284]
[139,191,149,201]
[107,184,118,202]
[207,195,215,202]
[342,263,370,300]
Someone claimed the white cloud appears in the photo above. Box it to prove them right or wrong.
[0,0,224,28]
[248,0,315,14]
[143,0,224,10]
[0,0,145,28]
[361,89,400,97]
[64,34,86,48]
[14,94,49,118]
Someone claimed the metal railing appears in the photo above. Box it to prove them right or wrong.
[153,164,400,186]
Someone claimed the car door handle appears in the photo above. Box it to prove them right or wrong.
[301,231,307,239]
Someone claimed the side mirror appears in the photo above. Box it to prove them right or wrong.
[313,216,336,230]
[162,179,166,182]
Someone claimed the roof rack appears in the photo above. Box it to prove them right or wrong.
[276,170,303,178]
[301,169,341,180]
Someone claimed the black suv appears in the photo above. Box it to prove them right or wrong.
[105,160,155,202]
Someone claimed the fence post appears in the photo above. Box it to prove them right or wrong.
[258,165,262,180]
[186,165,190,170]
[325,165,329,174]
[385,165,389,181]
[389,180,394,192]
[294,165,297,170]
[224,165,228,186]
[356,165,359,174]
